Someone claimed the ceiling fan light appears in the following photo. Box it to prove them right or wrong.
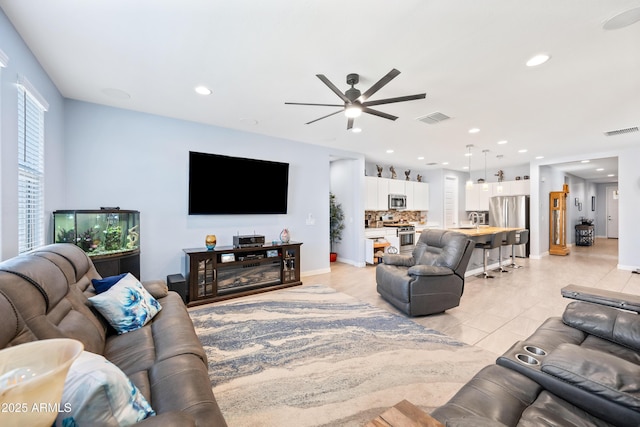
[344,105,362,118]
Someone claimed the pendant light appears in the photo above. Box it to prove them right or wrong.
[496,154,504,193]
[482,149,489,191]
[465,144,474,188]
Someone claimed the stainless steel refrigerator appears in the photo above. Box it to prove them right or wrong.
[489,195,530,257]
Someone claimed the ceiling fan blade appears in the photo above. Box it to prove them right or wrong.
[347,117,354,130]
[285,102,344,107]
[363,93,426,107]
[316,74,350,103]
[359,68,401,101]
[362,107,398,121]
[306,109,344,125]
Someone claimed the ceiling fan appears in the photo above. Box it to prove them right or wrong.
[285,69,426,130]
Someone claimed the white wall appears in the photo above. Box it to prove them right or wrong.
[330,158,366,267]
[0,10,66,260]
[63,100,362,280]
[618,146,640,271]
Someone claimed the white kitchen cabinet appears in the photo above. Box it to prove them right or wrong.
[510,179,530,195]
[364,228,399,264]
[410,181,429,210]
[388,178,405,195]
[466,180,530,210]
[404,181,415,210]
[365,176,389,210]
[377,178,389,210]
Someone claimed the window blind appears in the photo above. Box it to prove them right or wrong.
[17,83,46,253]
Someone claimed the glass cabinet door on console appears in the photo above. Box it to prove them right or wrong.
[549,184,570,256]
[187,252,217,300]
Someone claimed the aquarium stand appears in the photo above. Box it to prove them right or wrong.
[182,242,302,307]
[91,250,140,279]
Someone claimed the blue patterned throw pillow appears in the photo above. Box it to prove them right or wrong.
[89,273,162,334]
[56,351,155,426]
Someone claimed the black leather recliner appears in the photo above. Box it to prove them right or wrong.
[376,229,474,316]
[431,285,640,427]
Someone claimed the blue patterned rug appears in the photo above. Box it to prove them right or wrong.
[189,284,493,426]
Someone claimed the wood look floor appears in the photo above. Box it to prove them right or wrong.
[307,238,639,357]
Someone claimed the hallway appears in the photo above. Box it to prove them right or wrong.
[308,238,638,356]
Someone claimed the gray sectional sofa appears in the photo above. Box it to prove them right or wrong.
[0,243,226,426]
[432,285,640,426]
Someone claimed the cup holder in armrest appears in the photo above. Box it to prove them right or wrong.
[515,353,540,366]
[524,345,547,356]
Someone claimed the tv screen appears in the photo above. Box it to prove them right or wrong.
[189,151,289,215]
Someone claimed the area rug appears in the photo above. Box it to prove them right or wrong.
[189,284,494,426]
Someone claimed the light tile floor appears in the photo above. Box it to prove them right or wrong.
[306,238,639,357]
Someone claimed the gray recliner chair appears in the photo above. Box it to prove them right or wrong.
[376,229,474,316]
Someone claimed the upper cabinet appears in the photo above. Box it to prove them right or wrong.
[365,177,429,211]
[365,176,388,210]
[406,181,429,210]
[465,180,530,210]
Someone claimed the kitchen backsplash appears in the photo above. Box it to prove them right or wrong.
[365,210,426,227]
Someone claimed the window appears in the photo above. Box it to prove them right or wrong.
[17,76,48,253]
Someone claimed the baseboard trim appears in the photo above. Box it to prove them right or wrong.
[301,267,331,277]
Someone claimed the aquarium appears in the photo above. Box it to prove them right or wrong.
[53,209,140,257]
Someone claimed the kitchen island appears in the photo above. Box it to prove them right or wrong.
[447,226,523,241]
[446,226,526,275]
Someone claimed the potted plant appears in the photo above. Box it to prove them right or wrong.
[329,192,345,262]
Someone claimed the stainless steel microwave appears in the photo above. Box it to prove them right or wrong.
[388,194,407,210]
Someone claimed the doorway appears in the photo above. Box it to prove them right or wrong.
[444,175,459,228]
[605,185,619,239]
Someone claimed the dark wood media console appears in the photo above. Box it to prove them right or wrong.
[183,242,302,306]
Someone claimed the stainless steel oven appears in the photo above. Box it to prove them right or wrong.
[396,225,416,254]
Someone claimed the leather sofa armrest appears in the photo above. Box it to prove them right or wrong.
[142,279,169,299]
[407,265,453,277]
[563,301,640,352]
[541,343,640,410]
[382,254,414,267]
[562,284,640,313]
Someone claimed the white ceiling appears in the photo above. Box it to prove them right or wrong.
[2,0,639,183]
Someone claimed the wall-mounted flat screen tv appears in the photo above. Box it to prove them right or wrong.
[189,151,289,215]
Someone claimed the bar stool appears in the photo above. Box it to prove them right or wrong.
[475,232,505,279]
[499,230,518,272]
[508,229,529,269]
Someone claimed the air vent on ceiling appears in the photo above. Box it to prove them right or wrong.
[417,112,451,125]
[604,126,639,136]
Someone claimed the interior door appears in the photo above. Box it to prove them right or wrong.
[444,176,459,228]
[606,186,619,239]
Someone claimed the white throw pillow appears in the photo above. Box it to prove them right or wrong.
[89,273,162,334]
[56,351,155,426]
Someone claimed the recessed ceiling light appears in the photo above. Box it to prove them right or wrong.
[351,127,362,133]
[518,149,528,153]
[386,149,394,154]
[526,53,551,67]
[497,140,508,145]
[442,162,449,165]
[596,168,604,171]
[581,160,590,163]
[608,174,615,177]
[417,156,425,160]
[468,128,480,134]
[463,166,469,170]
[464,152,472,157]
[194,86,212,95]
